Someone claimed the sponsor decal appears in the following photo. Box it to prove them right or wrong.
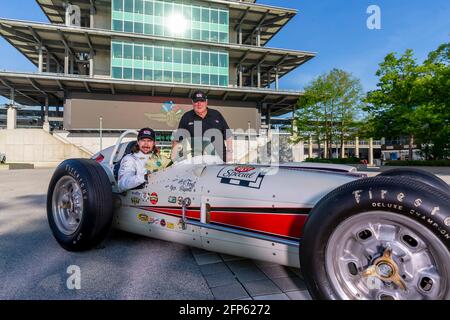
[167,222,175,229]
[131,197,140,205]
[150,192,158,205]
[217,166,266,189]
[137,213,149,223]
[148,217,160,225]
[160,219,166,227]
[168,196,177,204]
[141,192,150,202]
[165,178,197,193]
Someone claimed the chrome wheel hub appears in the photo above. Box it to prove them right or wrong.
[52,176,84,235]
[325,211,450,300]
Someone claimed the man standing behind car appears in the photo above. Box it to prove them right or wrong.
[118,128,171,192]
[173,90,233,162]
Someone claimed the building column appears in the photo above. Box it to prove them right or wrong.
[257,64,261,88]
[38,46,44,73]
[275,68,279,90]
[90,4,96,28]
[64,48,69,75]
[256,29,261,47]
[355,136,360,158]
[369,138,374,166]
[324,140,328,159]
[341,141,345,158]
[43,97,50,132]
[238,26,242,44]
[89,50,95,78]
[46,50,51,72]
[308,135,313,158]
[7,89,17,130]
[238,64,243,87]
[250,68,254,87]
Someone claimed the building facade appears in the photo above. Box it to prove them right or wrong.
[0,0,315,146]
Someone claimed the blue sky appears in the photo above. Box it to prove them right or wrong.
[0,0,449,105]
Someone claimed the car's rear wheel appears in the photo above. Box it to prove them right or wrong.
[379,168,450,194]
[300,176,450,300]
[47,159,113,251]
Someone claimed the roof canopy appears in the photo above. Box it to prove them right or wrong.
[36,0,297,46]
[0,18,315,88]
[0,71,300,116]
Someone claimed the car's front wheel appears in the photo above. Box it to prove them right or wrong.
[300,176,450,300]
[47,159,113,252]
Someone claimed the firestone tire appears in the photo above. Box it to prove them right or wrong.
[379,168,450,194]
[47,159,113,252]
[300,176,450,300]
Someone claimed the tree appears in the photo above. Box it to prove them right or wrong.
[365,49,420,160]
[365,44,450,160]
[293,69,363,158]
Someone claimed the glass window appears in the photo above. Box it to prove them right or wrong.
[201,52,209,66]
[144,0,153,15]
[113,0,123,12]
[219,11,228,25]
[124,44,133,59]
[192,29,201,40]
[210,31,218,43]
[164,70,172,82]
[192,7,201,21]
[112,20,123,31]
[135,0,144,14]
[201,8,209,23]
[164,48,172,63]
[164,2,173,16]
[123,67,133,79]
[201,74,209,85]
[112,67,122,78]
[154,70,163,81]
[201,30,209,41]
[134,68,143,80]
[219,32,228,43]
[192,73,200,84]
[112,43,123,58]
[173,49,182,63]
[155,1,164,16]
[154,47,163,61]
[154,24,164,36]
[210,53,218,67]
[219,53,227,68]
[134,22,143,33]
[124,0,134,13]
[124,21,133,32]
[144,69,153,81]
[144,46,153,61]
[192,51,200,65]
[219,75,228,86]
[210,9,218,24]
[144,23,153,34]
[182,50,191,64]
[134,45,143,60]
[173,71,182,83]
[183,5,191,20]
[183,72,191,83]
[210,74,218,86]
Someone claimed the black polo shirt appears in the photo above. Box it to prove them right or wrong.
[176,108,231,159]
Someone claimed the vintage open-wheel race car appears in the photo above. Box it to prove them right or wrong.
[47,130,450,300]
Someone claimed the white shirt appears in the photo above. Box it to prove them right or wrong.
[117,151,150,192]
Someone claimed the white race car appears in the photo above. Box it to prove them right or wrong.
[47,130,450,300]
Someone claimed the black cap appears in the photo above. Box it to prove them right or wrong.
[192,90,207,102]
[137,128,156,141]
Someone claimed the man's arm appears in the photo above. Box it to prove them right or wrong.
[117,155,147,192]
